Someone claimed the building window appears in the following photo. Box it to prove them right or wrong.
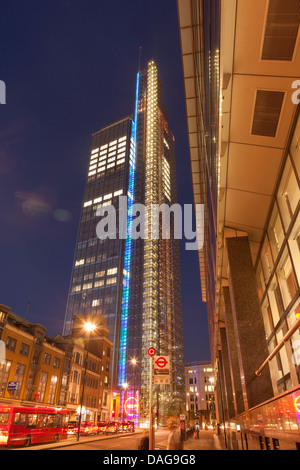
[37,371,48,402]
[10,363,26,400]
[106,277,117,285]
[20,343,30,356]
[43,353,51,365]
[6,337,16,352]
[48,375,58,404]
[75,259,85,267]
[53,357,61,369]
[0,361,11,398]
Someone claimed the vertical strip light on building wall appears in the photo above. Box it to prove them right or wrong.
[117,72,140,394]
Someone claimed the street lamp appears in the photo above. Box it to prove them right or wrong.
[122,382,128,420]
[77,321,96,441]
[131,358,137,430]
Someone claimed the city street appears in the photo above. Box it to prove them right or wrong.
[7,428,225,451]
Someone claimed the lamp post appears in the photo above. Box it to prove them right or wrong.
[131,358,137,430]
[77,322,96,441]
[122,382,128,421]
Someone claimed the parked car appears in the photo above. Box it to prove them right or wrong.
[97,421,108,434]
[67,421,79,436]
[119,421,134,432]
[105,421,120,434]
[80,421,98,435]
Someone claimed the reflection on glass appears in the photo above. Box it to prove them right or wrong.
[261,296,274,338]
[268,203,284,262]
[267,274,284,327]
[277,157,299,231]
[261,237,274,284]
[276,247,298,310]
[256,261,265,300]
[287,297,300,369]
[288,212,300,286]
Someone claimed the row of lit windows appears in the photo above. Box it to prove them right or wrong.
[83,189,123,208]
[187,367,213,373]
[71,276,117,293]
[88,137,127,176]
[73,268,118,283]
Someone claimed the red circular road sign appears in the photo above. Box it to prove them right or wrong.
[148,347,156,357]
[155,356,168,369]
[124,397,138,415]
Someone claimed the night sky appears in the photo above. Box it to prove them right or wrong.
[0,0,210,362]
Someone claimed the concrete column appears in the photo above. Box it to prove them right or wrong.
[223,286,244,416]
[226,236,274,410]
[220,327,236,419]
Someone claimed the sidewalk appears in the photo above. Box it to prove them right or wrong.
[156,430,227,451]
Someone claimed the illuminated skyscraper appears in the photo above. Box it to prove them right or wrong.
[63,60,185,423]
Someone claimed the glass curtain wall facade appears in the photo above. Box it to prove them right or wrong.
[258,113,300,394]
[126,61,185,424]
[64,61,185,424]
[178,0,300,450]
[63,116,133,390]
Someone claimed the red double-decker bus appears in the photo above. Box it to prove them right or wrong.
[0,405,70,447]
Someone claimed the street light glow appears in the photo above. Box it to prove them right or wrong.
[84,322,96,332]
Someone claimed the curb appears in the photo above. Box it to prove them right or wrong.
[14,431,143,450]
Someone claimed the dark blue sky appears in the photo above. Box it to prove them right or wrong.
[0,0,210,362]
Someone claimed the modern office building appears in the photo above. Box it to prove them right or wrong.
[63,60,185,424]
[178,0,300,450]
[63,115,134,396]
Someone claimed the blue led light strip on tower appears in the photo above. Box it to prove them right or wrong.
[117,71,140,390]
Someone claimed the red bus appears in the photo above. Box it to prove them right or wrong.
[0,405,70,447]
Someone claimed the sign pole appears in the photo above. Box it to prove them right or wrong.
[147,346,156,451]
[149,354,154,450]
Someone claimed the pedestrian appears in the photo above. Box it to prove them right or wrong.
[138,430,149,450]
[195,421,200,439]
[167,428,183,450]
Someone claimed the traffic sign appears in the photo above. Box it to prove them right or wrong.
[154,356,169,370]
[7,381,18,391]
[154,375,170,385]
[148,347,156,357]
